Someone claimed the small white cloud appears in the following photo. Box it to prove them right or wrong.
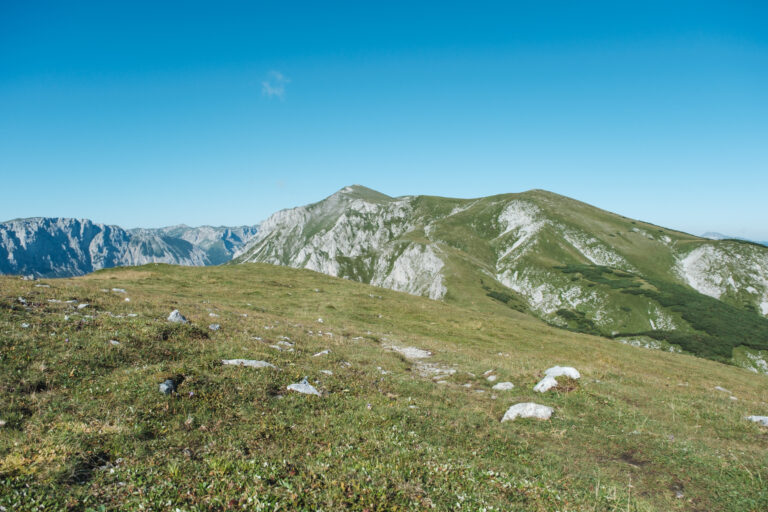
[262,70,290,99]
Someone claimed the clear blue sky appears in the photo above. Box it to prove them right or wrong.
[1,1,766,238]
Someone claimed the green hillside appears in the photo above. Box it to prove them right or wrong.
[2,264,767,510]
[235,186,768,371]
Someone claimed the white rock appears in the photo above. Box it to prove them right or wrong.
[77,303,89,310]
[287,377,321,396]
[320,370,333,375]
[544,366,580,379]
[492,382,515,391]
[109,339,121,345]
[317,318,323,323]
[167,310,188,324]
[533,375,559,393]
[313,349,330,357]
[209,312,219,317]
[486,375,498,382]
[209,323,221,331]
[386,345,432,359]
[747,415,768,427]
[714,386,731,393]
[20,323,30,328]
[112,288,127,293]
[124,297,130,302]
[501,402,553,422]
[221,359,275,369]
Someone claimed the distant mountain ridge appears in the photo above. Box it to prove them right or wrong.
[702,232,768,247]
[0,217,258,277]
[235,185,768,372]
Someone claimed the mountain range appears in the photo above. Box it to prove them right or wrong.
[3,185,767,373]
[701,231,768,246]
[235,185,768,372]
[0,218,258,277]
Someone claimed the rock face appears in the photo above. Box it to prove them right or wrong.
[0,218,258,277]
[501,403,553,422]
[234,185,768,372]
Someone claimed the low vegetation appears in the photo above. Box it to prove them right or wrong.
[1,263,767,510]
[558,264,768,361]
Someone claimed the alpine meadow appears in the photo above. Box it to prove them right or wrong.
[2,2,767,511]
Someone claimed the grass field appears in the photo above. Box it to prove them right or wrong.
[1,263,767,511]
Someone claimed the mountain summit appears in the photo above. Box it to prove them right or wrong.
[236,186,768,371]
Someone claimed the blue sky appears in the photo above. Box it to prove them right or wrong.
[1,1,766,238]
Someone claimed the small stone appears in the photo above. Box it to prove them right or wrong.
[533,375,559,393]
[77,303,89,310]
[501,402,553,422]
[109,339,120,346]
[544,366,580,379]
[159,379,176,395]
[20,323,30,329]
[209,312,219,317]
[747,415,768,427]
[386,345,432,359]
[287,377,321,396]
[492,382,515,391]
[111,288,126,294]
[167,310,188,324]
[714,386,731,393]
[208,323,221,331]
[221,359,275,369]
[313,349,330,357]
[320,370,333,375]
[317,318,323,323]
[486,375,498,382]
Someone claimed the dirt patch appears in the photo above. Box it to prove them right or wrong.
[620,449,649,467]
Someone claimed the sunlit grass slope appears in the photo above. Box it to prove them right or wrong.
[1,263,767,511]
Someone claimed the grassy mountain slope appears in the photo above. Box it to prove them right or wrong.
[1,264,767,510]
[235,186,768,370]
